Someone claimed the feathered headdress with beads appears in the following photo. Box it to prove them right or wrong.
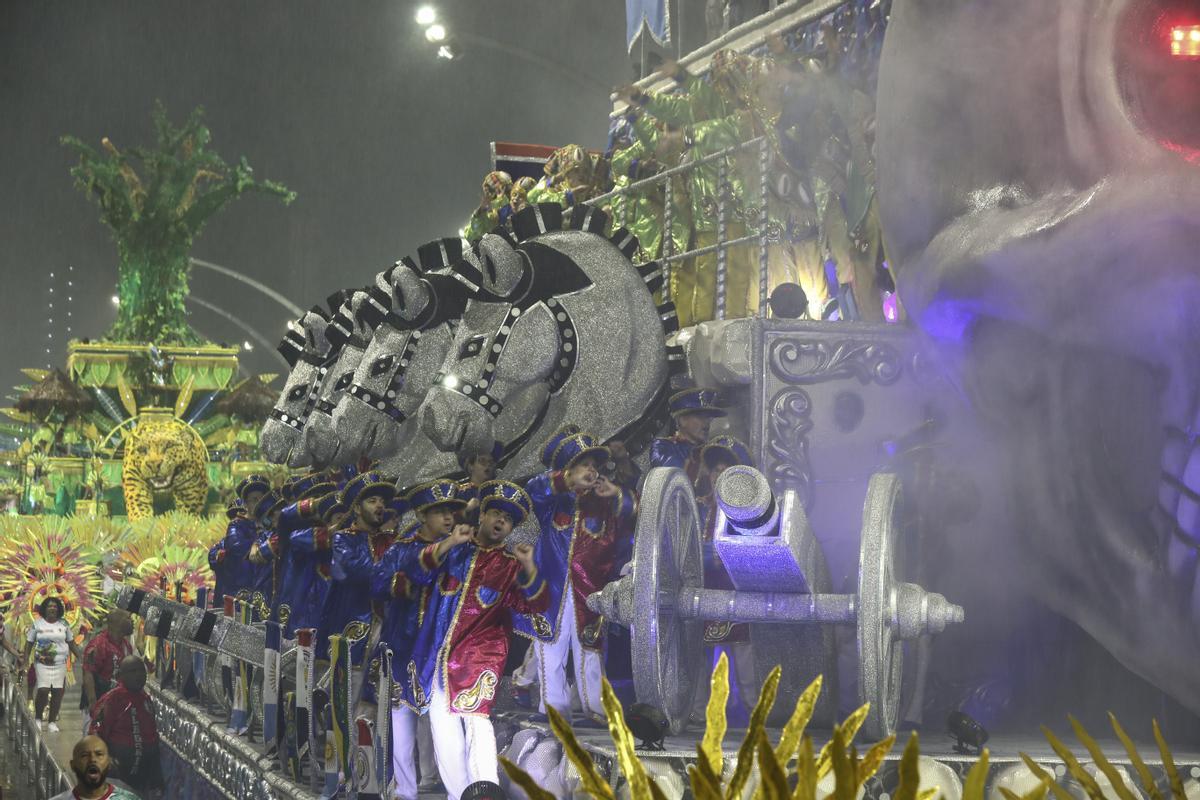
[126,542,209,606]
[0,520,104,640]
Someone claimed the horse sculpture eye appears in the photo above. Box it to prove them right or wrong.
[334,372,354,391]
[370,355,395,377]
[458,335,487,360]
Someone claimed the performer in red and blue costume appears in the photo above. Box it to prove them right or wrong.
[371,478,465,800]
[649,387,728,487]
[408,480,546,800]
[318,471,397,663]
[514,430,637,723]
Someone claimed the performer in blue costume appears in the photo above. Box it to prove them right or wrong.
[279,492,347,639]
[372,478,466,800]
[247,490,286,615]
[649,388,728,487]
[208,499,246,604]
[317,471,397,663]
[207,475,269,606]
[515,431,637,723]
[255,476,336,628]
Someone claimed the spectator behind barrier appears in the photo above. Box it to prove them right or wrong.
[90,655,163,795]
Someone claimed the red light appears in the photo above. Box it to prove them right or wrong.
[1170,25,1200,57]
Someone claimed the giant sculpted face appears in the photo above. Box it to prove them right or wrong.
[877,0,1200,715]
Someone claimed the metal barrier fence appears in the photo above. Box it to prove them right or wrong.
[586,136,775,322]
[1,663,73,800]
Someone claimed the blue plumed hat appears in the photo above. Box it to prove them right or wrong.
[477,480,533,525]
[457,440,505,470]
[236,473,272,501]
[316,491,346,523]
[388,495,412,518]
[540,425,581,468]
[668,387,727,418]
[406,478,467,514]
[283,473,334,503]
[226,498,247,520]
[340,471,396,508]
[548,431,610,473]
[253,491,286,522]
[701,435,753,470]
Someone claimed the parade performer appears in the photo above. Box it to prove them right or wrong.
[317,471,396,663]
[691,435,760,719]
[463,171,513,243]
[606,111,691,265]
[279,492,347,639]
[650,388,728,488]
[208,476,269,606]
[516,431,636,722]
[254,476,336,625]
[372,478,466,800]
[526,144,598,209]
[409,481,546,800]
[509,176,537,216]
[457,441,502,525]
[247,490,286,615]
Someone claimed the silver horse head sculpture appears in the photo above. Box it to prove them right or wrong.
[878,0,1200,715]
[418,204,677,478]
[331,243,473,473]
[259,305,338,464]
[294,290,377,468]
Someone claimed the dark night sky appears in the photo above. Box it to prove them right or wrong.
[0,1,634,393]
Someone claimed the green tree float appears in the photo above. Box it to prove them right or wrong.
[61,103,295,345]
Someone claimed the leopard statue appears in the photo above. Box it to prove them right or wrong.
[121,413,209,520]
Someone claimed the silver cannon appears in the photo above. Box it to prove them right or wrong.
[588,464,964,738]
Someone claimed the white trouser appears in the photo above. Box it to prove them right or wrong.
[428,682,498,800]
[511,642,537,688]
[391,705,419,800]
[537,589,605,719]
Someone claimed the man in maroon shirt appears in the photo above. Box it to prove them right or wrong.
[90,656,163,795]
[81,609,134,718]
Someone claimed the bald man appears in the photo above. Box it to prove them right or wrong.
[49,735,139,800]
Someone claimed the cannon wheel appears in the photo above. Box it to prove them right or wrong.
[857,472,906,739]
[631,467,705,735]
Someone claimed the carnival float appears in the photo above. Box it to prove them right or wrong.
[7,0,1200,798]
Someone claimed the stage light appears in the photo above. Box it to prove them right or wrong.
[415,5,436,26]
[425,23,446,43]
[1170,25,1200,57]
[767,282,808,319]
[242,340,253,351]
[437,44,456,60]
[948,710,989,755]
[111,295,120,305]
[442,374,459,389]
[626,703,668,750]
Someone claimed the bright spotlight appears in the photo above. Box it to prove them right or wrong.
[425,23,446,42]
[243,340,254,351]
[437,44,456,60]
[415,6,437,26]
[111,295,120,305]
